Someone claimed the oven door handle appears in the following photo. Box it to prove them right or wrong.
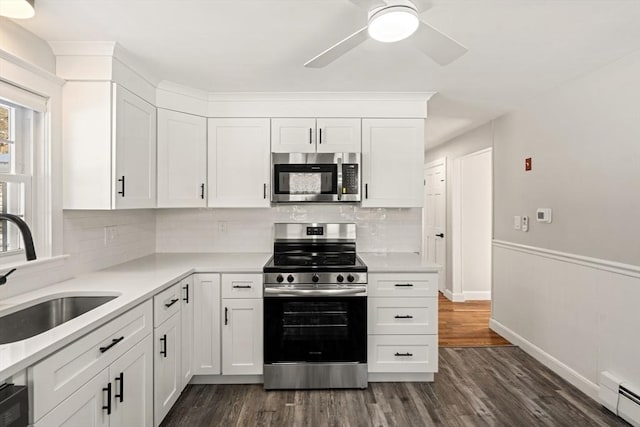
[264,287,367,297]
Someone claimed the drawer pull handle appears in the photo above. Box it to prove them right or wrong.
[394,283,414,287]
[183,284,189,304]
[165,298,179,308]
[160,334,167,357]
[394,315,414,319]
[99,336,124,353]
[394,352,414,357]
[102,382,112,414]
[115,372,124,403]
[232,285,252,289]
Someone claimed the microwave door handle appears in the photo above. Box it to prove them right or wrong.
[337,157,342,201]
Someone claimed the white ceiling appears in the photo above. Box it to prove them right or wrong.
[14,0,640,148]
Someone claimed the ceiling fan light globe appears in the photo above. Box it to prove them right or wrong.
[0,0,35,19]
[368,6,419,43]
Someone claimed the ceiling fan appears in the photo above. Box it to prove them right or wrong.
[304,0,467,68]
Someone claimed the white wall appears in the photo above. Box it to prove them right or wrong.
[424,122,493,293]
[488,49,640,399]
[63,210,156,276]
[156,206,422,253]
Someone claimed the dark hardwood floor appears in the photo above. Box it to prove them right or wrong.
[161,347,625,426]
[438,292,512,347]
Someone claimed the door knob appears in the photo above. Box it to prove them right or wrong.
[436,233,444,238]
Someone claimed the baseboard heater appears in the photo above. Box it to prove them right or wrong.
[599,371,640,426]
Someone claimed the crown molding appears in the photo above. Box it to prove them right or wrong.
[206,91,435,102]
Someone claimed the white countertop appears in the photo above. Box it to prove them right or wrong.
[0,251,437,380]
[359,252,441,273]
[0,252,271,380]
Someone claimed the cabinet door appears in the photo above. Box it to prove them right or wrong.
[34,369,110,427]
[316,118,361,153]
[222,298,263,375]
[157,109,207,207]
[114,84,157,209]
[154,314,181,425]
[362,118,424,207]
[180,276,195,388]
[110,335,153,427]
[271,118,316,153]
[193,274,221,375]
[208,118,270,207]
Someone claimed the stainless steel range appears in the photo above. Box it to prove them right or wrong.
[263,223,368,390]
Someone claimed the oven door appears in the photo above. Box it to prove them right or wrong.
[264,296,367,364]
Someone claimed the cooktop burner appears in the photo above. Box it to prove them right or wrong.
[263,223,367,286]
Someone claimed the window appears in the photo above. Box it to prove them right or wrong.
[0,98,37,257]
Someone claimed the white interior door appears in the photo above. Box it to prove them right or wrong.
[423,159,446,292]
[453,148,492,301]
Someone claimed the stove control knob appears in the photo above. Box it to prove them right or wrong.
[347,274,355,283]
[336,274,344,283]
[287,275,294,283]
[276,274,284,283]
[312,274,320,283]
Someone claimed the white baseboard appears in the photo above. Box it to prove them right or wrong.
[489,318,599,400]
[369,373,434,382]
[463,290,491,300]
[443,289,465,302]
[190,374,263,385]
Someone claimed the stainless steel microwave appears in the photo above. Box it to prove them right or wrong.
[272,153,361,203]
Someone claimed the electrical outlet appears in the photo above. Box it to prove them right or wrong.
[104,225,117,245]
[522,216,529,232]
[514,216,521,230]
[218,222,227,234]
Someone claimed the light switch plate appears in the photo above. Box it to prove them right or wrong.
[514,216,521,230]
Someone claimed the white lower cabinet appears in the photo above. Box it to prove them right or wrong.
[221,299,263,375]
[180,276,195,388]
[35,335,153,427]
[154,311,181,425]
[367,272,438,379]
[193,274,221,375]
[222,291,263,376]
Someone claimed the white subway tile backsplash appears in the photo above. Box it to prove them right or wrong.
[155,206,421,253]
[63,210,156,276]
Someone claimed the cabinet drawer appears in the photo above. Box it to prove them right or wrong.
[221,274,262,299]
[154,282,181,326]
[368,297,437,335]
[368,273,438,297]
[367,335,438,373]
[31,300,152,422]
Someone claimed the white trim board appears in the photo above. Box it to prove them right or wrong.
[492,240,640,279]
[463,291,491,300]
[489,319,599,400]
[443,289,464,302]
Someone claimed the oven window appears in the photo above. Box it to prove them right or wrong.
[274,164,337,195]
[264,296,366,363]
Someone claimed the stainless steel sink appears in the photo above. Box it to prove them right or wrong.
[0,296,117,344]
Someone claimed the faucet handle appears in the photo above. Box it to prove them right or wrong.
[0,268,17,286]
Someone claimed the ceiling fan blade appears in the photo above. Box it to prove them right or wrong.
[412,21,468,66]
[347,0,387,11]
[304,27,369,68]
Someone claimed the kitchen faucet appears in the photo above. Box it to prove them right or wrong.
[0,213,37,285]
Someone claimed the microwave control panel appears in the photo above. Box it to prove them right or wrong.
[342,164,359,195]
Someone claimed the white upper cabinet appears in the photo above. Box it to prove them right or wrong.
[207,118,271,208]
[63,82,156,209]
[271,118,316,153]
[362,118,425,208]
[271,118,361,153]
[157,109,207,208]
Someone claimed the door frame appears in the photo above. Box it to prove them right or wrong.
[423,157,446,293]
[451,147,492,302]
